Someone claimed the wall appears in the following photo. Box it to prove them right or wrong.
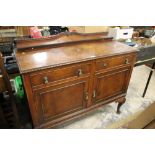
[68,26,109,33]
[15,26,30,36]
[84,26,109,33]
[68,26,85,33]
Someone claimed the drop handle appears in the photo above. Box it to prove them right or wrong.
[93,90,96,98]
[84,92,89,101]
[125,58,129,64]
[77,69,83,76]
[43,76,49,84]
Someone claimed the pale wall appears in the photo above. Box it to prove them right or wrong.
[68,26,109,33]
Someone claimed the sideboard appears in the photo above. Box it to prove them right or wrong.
[15,32,137,128]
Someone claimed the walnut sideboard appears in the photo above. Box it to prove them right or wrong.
[15,32,137,128]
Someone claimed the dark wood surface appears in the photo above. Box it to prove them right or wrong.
[16,32,136,74]
[94,68,130,104]
[15,32,137,128]
[15,32,108,49]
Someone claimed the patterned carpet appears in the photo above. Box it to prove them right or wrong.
[59,65,155,128]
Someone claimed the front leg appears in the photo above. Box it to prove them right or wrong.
[116,97,126,114]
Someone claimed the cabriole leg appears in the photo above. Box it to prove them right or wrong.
[116,97,126,114]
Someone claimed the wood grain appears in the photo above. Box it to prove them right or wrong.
[15,32,137,128]
[16,33,135,74]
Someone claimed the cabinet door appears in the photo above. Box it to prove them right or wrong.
[33,77,89,125]
[93,67,131,104]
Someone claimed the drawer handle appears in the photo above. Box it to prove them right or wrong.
[77,69,83,76]
[125,58,129,64]
[43,76,49,84]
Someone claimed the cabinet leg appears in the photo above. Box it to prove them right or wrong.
[116,97,126,114]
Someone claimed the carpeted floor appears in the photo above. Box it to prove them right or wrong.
[58,65,155,128]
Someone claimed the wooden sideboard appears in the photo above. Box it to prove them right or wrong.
[15,32,137,128]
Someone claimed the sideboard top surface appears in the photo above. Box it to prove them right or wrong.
[15,33,136,73]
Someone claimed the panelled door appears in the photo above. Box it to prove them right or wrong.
[33,77,89,125]
[92,67,131,104]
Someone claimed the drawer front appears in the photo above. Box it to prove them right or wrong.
[96,54,134,72]
[30,63,91,87]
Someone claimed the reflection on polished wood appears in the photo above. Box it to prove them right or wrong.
[16,32,135,73]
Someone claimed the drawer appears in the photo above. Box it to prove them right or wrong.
[96,54,134,72]
[30,63,91,87]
